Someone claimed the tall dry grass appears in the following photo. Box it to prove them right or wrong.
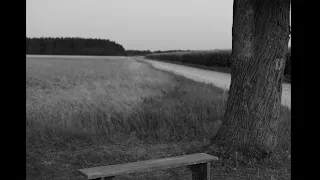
[26,56,290,180]
[26,57,175,144]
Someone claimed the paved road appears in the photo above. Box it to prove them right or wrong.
[139,57,291,108]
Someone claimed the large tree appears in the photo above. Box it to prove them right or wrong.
[211,0,290,159]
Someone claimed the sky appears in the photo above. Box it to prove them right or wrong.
[26,0,290,51]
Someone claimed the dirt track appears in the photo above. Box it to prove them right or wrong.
[140,58,291,108]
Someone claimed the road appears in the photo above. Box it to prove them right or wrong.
[139,57,291,108]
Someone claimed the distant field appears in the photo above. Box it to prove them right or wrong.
[26,55,290,180]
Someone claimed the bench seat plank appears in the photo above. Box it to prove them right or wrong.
[79,153,218,179]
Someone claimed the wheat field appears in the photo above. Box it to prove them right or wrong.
[26,55,290,180]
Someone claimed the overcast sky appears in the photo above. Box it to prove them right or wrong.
[26,0,290,51]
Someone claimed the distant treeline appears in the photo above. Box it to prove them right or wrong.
[125,49,191,56]
[26,37,126,56]
[153,50,191,53]
[126,50,152,56]
[146,48,291,83]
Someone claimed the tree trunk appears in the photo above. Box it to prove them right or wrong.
[212,0,290,159]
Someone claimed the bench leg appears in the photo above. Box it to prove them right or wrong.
[188,162,210,180]
[92,176,115,180]
[103,177,115,180]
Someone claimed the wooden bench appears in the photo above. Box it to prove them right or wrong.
[79,153,218,180]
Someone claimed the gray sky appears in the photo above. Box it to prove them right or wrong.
[26,0,290,51]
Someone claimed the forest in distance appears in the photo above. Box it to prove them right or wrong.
[26,37,291,83]
[26,37,127,56]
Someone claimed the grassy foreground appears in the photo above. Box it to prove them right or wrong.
[26,56,291,180]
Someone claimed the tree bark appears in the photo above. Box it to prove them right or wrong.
[212,0,290,159]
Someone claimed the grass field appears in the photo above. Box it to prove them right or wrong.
[26,56,291,180]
